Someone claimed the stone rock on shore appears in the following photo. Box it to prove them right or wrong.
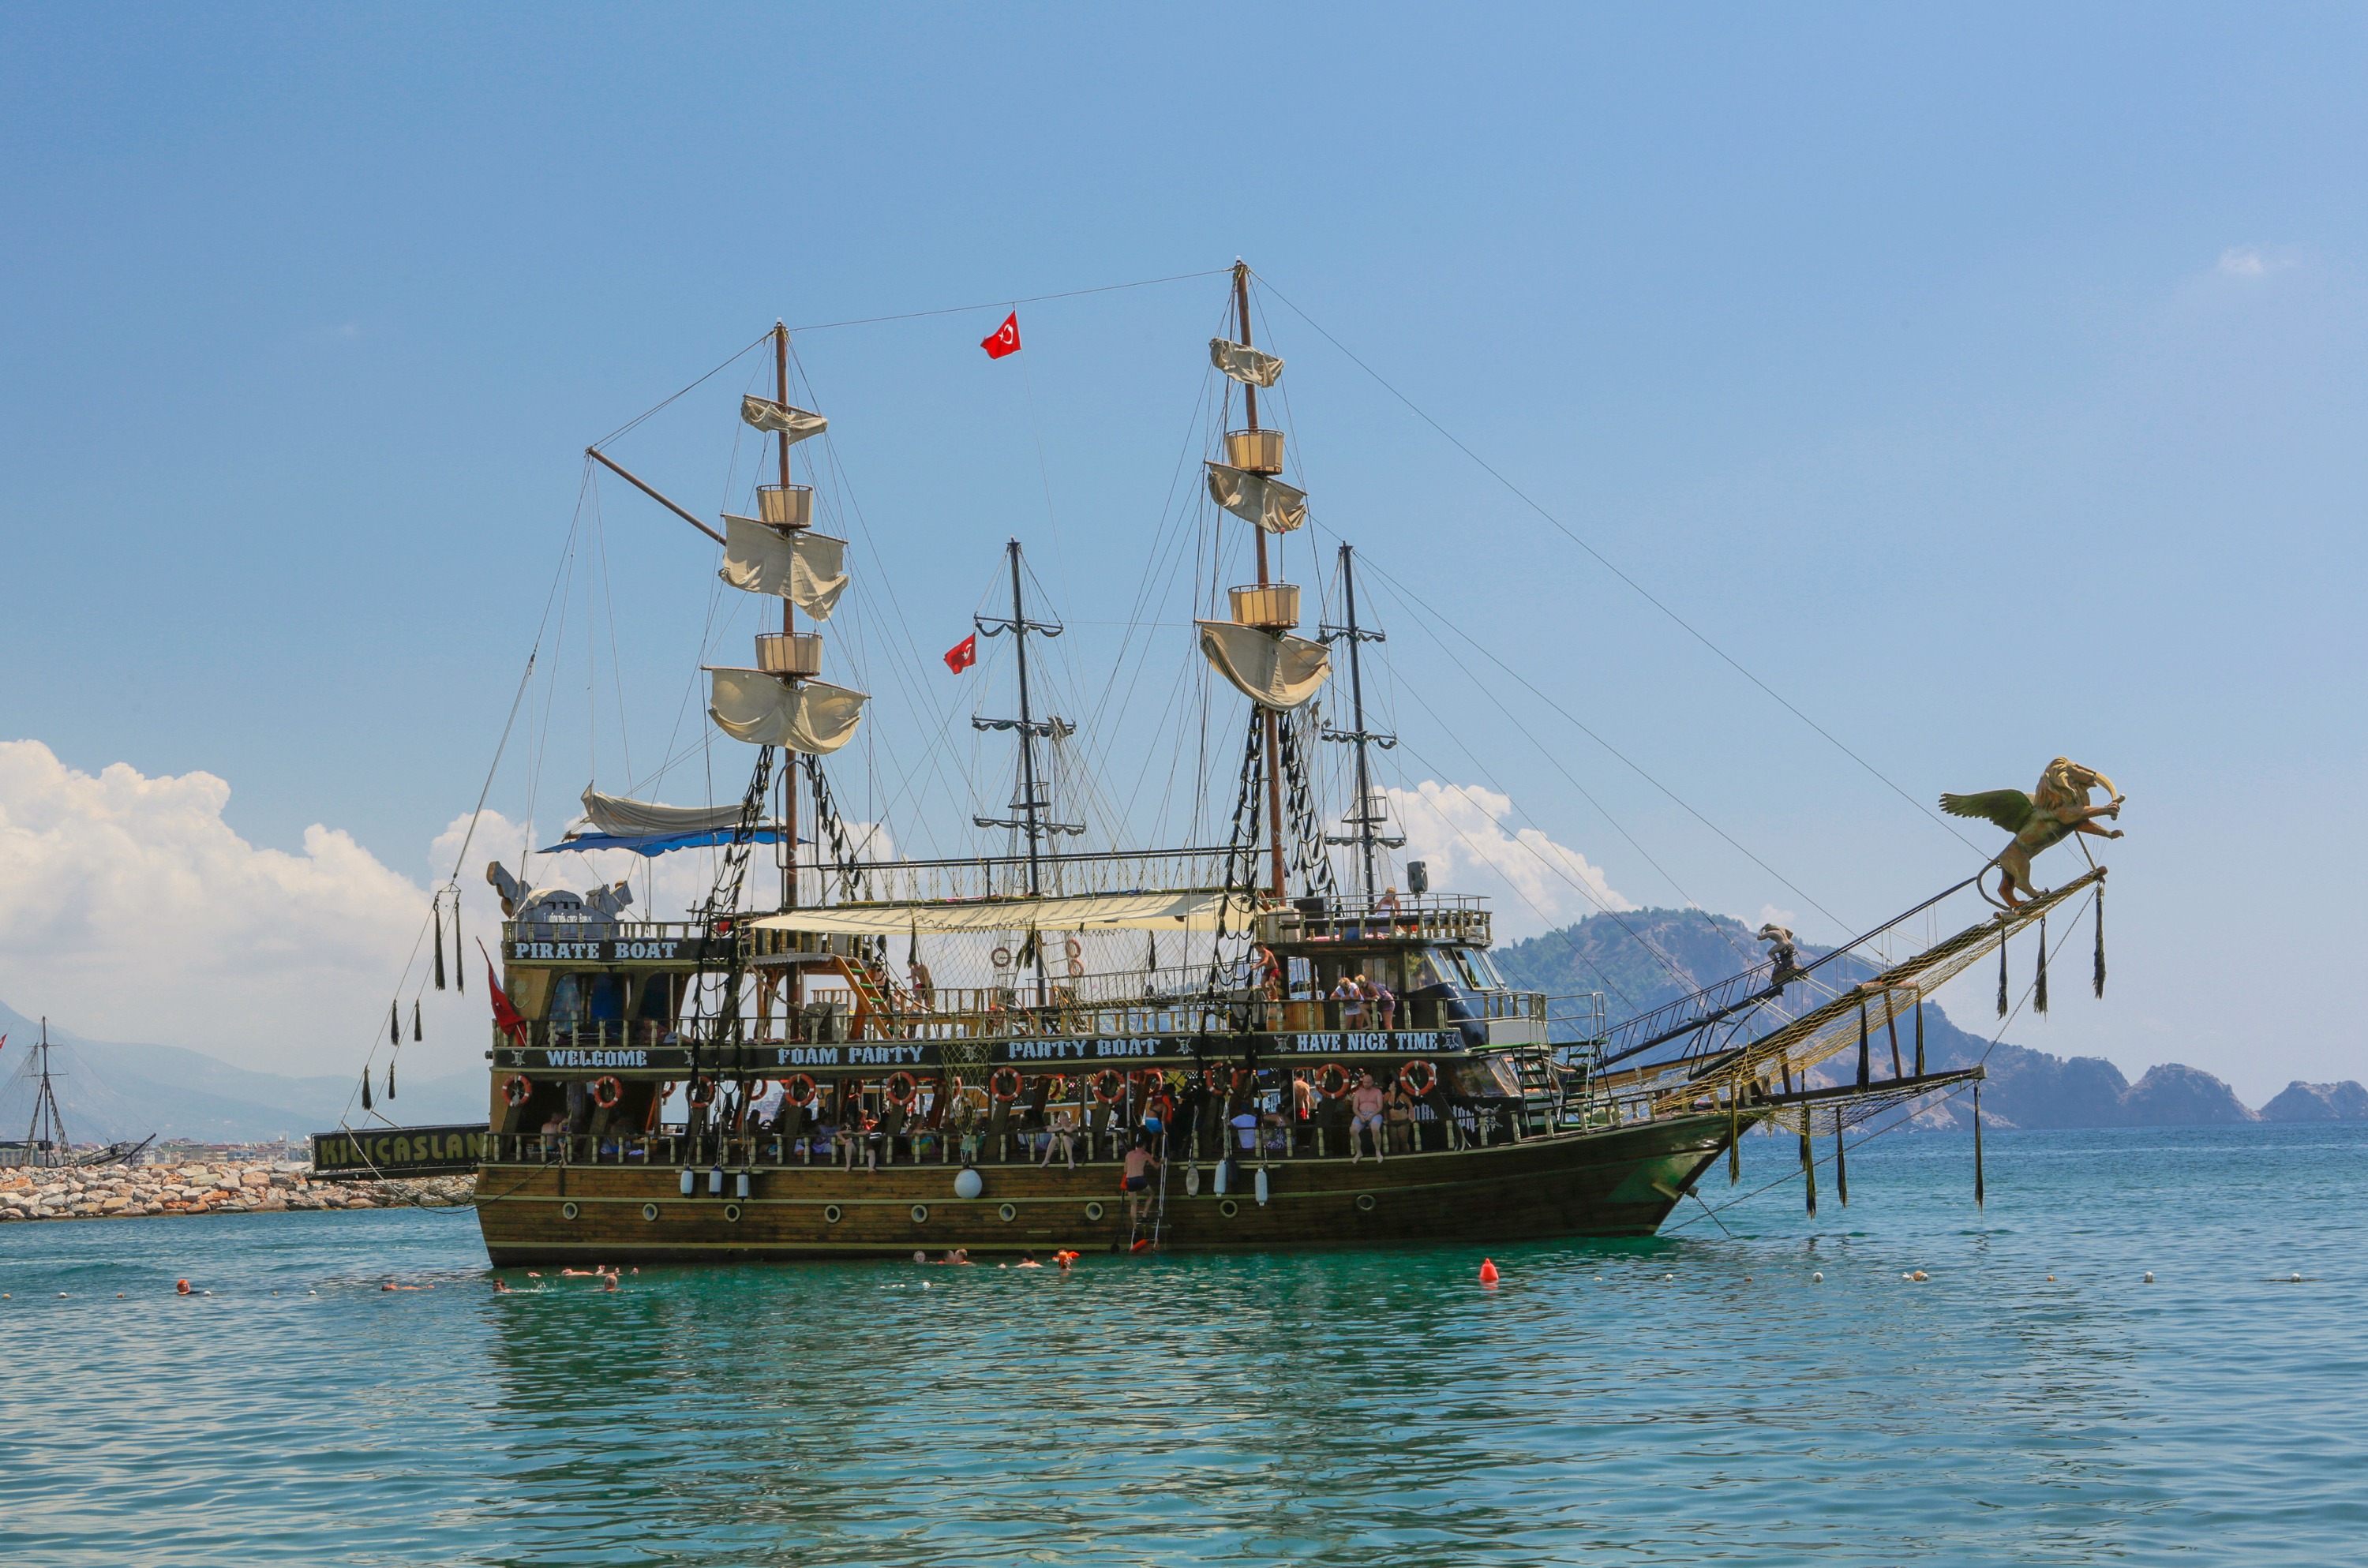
[0,1160,475,1222]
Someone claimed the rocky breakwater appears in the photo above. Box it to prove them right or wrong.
[0,1161,475,1222]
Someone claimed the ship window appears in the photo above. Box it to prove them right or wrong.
[1449,949,1489,990]
[547,975,584,1026]
[1410,949,1459,993]
[1465,948,1506,989]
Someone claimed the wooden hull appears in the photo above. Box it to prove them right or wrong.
[473,1112,1739,1264]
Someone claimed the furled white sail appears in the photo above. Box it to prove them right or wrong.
[1204,463,1308,533]
[707,670,867,754]
[739,395,829,443]
[1208,338,1284,388]
[580,788,745,837]
[751,889,1257,937]
[1197,620,1331,710]
[718,516,849,619]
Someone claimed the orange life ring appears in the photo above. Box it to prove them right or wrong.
[1067,957,1085,978]
[686,1079,716,1109]
[503,1074,532,1107]
[988,1066,1023,1102]
[591,1076,622,1109]
[884,1070,920,1109]
[1316,1061,1350,1098]
[780,1072,817,1103]
[1063,937,1083,960]
[1092,1068,1126,1104]
[1398,1059,1437,1098]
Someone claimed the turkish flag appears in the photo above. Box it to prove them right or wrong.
[944,633,978,674]
[480,945,529,1046]
[980,312,1021,359]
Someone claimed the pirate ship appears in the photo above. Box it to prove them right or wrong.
[371,266,2113,1263]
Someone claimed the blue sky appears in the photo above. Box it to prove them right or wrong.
[2,5,2362,1098]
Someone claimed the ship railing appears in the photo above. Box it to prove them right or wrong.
[834,846,1241,904]
[1253,893,1491,947]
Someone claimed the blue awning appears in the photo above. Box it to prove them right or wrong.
[538,828,797,858]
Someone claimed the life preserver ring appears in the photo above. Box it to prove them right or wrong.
[686,1079,716,1109]
[1067,957,1085,978]
[884,1070,920,1109]
[991,945,1013,969]
[1316,1061,1351,1098]
[1063,937,1083,960]
[988,1066,1023,1102]
[591,1076,622,1109]
[780,1072,817,1103]
[1092,1068,1126,1104]
[1398,1059,1437,1098]
[504,1074,532,1107]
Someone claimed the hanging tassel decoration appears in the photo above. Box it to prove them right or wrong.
[412,999,423,1042]
[433,899,448,991]
[2034,916,2050,1015]
[1856,1000,1871,1090]
[361,1068,373,1111]
[387,1060,396,1101]
[1834,1120,1849,1207]
[2093,880,2107,998]
[389,1001,400,1046]
[1972,1085,1986,1209]
[1914,998,1926,1077]
[1728,1090,1740,1185]
[1996,937,2009,1018]
[454,901,465,994]
[1800,1109,1817,1218]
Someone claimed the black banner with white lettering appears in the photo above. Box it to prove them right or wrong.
[490,1029,1467,1079]
[312,1125,491,1179]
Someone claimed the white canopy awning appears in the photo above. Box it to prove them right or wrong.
[1205,463,1308,533]
[718,516,849,619]
[580,787,744,837]
[1209,338,1284,388]
[750,889,1256,937]
[1197,620,1331,710]
[740,395,829,443]
[707,670,867,754]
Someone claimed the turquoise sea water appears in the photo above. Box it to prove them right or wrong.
[1,1123,2360,1566]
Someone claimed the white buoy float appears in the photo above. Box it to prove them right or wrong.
[1185,1164,1201,1196]
[2144,1272,2155,1283]
[707,1166,725,1196]
[679,1169,695,1196]
[1212,1159,1231,1196]
[736,1171,751,1199]
[1254,1167,1269,1206]
[1812,1272,1824,1283]
[953,1166,983,1199]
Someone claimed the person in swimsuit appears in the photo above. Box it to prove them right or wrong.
[1121,1134,1161,1226]
[1349,1071,1388,1163]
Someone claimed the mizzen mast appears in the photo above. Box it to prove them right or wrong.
[1321,542,1403,900]
[972,538,1081,900]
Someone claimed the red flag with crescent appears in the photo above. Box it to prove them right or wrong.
[980,312,1021,359]
[945,634,978,674]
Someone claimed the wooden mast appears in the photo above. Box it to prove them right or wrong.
[776,321,799,913]
[1235,262,1287,901]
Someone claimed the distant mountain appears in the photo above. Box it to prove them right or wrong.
[1490,908,2361,1131]
[0,1000,484,1144]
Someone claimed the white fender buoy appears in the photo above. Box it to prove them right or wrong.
[2143,1272,2155,1283]
[679,1169,695,1196]
[953,1166,983,1199]
[1185,1164,1201,1196]
[1812,1271,1824,1283]
[1254,1166,1269,1206]
[1212,1159,1231,1196]
[735,1171,751,1199]
[707,1166,725,1196]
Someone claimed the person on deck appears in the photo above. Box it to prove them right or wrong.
[1362,974,1396,1031]
[1039,1109,1077,1170]
[1121,1135,1161,1226]
[1349,1071,1388,1164]
[1332,977,1363,1028]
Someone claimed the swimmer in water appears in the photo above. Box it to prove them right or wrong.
[1055,1250,1078,1273]
[175,1279,192,1296]
[602,1274,619,1292]
[560,1267,600,1277]
[1016,1252,1042,1268]
[493,1279,511,1293]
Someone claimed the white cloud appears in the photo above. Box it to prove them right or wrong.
[1384,780,1632,937]
[2216,245,2296,279]
[1758,904,1798,932]
[0,741,435,1076]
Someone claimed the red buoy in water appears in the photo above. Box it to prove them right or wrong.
[1478,1259,1500,1285]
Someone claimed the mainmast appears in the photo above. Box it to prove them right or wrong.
[774,321,799,911]
[23,1017,69,1162]
[972,538,1079,897]
[1235,263,1288,900]
[1321,543,1403,899]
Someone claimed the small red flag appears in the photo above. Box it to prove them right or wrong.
[980,312,1021,359]
[945,634,978,674]
[479,943,529,1046]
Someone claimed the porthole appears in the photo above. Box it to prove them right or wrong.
[1354,1193,1377,1213]
[560,1201,580,1221]
[910,1204,929,1223]
[1220,1199,1240,1218]
[822,1204,844,1224]
[1084,1201,1105,1222]
[997,1203,1017,1222]
[641,1203,660,1222]
[723,1203,743,1222]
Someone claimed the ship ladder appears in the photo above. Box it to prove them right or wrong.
[1512,1049,1561,1136]
[825,952,897,1037]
